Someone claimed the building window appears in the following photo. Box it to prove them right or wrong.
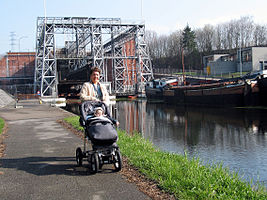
[242,51,252,62]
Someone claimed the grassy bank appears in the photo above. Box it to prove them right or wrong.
[64,116,266,199]
[0,118,5,135]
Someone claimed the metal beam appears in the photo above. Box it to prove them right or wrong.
[34,17,153,96]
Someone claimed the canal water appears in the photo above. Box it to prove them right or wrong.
[114,100,267,186]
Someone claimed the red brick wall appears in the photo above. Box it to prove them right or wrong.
[105,39,137,85]
[0,56,7,77]
[124,39,137,85]
[0,52,35,77]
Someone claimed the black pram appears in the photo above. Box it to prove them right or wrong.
[76,101,122,173]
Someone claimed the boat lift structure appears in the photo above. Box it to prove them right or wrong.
[34,17,153,97]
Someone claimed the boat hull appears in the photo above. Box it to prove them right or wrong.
[258,77,267,106]
[145,87,164,100]
[147,82,260,107]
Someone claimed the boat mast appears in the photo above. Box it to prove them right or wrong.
[182,48,186,85]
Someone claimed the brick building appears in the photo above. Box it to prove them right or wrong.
[0,52,35,77]
[0,52,35,94]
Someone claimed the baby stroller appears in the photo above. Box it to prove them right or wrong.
[76,100,122,173]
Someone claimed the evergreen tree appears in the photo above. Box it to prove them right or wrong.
[182,24,197,54]
[181,25,198,70]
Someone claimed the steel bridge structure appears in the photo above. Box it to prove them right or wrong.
[34,17,153,97]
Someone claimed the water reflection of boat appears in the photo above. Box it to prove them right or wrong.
[116,100,267,142]
[144,102,267,135]
[115,100,267,186]
[128,95,137,100]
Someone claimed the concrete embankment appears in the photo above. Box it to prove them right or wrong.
[0,89,15,108]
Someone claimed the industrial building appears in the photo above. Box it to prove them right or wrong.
[203,47,267,75]
[0,17,154,98]
[34,17,154,97]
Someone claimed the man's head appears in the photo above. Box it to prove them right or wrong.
[90,66,101,84]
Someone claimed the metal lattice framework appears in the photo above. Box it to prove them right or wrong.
[34,17,153,96]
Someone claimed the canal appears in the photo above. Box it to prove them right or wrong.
[115,100,267,186]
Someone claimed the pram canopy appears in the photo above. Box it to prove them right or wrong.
[79,101,118,145]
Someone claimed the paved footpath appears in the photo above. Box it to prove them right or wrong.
[0,100,149,200]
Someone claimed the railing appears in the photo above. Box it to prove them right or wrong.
[0,84,35,96]
[153,68,250,79]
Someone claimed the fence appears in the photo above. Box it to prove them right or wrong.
[153,68,204,76]
[0,84,35,97]
[152,68,248,79]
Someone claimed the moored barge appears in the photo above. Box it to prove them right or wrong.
[145,71,266,107]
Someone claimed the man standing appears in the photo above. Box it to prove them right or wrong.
[80,66,110,105]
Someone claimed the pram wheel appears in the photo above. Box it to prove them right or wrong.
[113,149,122,172]
[90,153,99,173]
[76,147,83,166]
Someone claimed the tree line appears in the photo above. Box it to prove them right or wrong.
[145,16,267,71]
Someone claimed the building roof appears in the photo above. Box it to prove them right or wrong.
[7,52,35,56]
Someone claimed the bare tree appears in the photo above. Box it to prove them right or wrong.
[167,30,183,57]
[239,16,254,47]
[195,28,206,52]
[195,24,214,52]
[146,15,267,70]
[253,24,267,46]
[227,21,238,49]
[145,30,158,58]
[157,35,169,58]
[214,24,223,50]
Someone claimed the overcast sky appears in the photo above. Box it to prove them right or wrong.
[1,0,267,54]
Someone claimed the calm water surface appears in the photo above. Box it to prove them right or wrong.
[114,100,267,186]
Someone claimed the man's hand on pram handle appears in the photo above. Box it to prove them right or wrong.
[115,121,120,127]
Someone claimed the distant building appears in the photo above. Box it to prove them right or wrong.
[203,47,267,75]
[0,52,35,84]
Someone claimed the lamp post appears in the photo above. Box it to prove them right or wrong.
[18,36,28,52]
[240,46,242,76]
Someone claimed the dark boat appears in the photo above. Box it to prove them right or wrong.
[257,70,267,105]
[146,73,263,107]
[163,81,259,107]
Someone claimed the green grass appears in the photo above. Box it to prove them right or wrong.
[0,118,5,135]
[64,116,267,200]
[63,116,84,132]
[218,72,249,78]
[175,72,199,76]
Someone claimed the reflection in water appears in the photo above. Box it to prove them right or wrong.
[116,100,267,186]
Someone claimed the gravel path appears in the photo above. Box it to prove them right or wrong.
[0,101,150,200]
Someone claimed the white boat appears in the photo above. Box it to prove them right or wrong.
[145,77,181,99]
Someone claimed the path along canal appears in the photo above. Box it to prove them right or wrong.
[114,100,267,187]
